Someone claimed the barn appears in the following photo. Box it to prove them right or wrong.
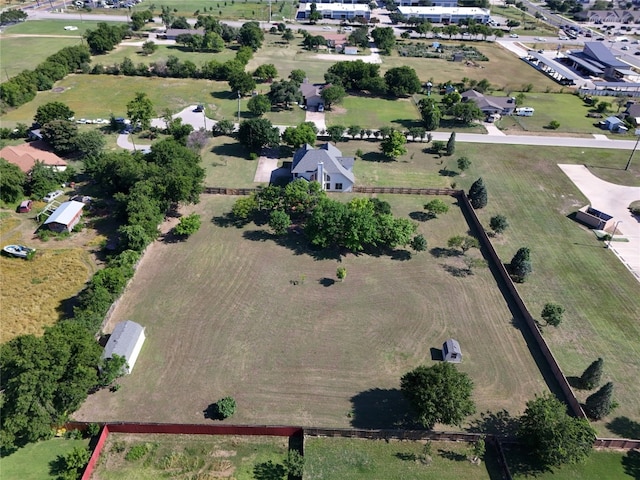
[442,338,462,363]
[43,201,84,232]
[103,320,146,374]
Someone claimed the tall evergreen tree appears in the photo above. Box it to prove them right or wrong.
[585,382,614,420]
[468,177,487,209]
[510,247,532,283]
[446,131,456,156]
[580,358,604,390]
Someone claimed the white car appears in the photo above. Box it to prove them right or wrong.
[43,190,64,203]
[64,26,78,31]
[559,35,569,40]
[509,33,519,38]
[534,37,546,41]
[322,26,332,30]
[622,45,630,50]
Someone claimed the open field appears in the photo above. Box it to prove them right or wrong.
[384,39,560,93]
[0,210,99,342]
[92,433,289,480]
[325,96,422,131]
[73,193,549,428]
[0,437,90,480]
[2,19,122,36]
[505,445,637,479]
[0,36,82,80]
[305,437,501,479]
[128,0,294,21]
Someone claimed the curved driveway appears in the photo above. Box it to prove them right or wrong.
[559,164,640,281]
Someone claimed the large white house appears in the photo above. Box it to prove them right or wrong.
[291,143,355,192]
[296,2,371,20]
[397,6,490,24]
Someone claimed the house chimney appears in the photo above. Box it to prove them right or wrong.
[317,161,325,190]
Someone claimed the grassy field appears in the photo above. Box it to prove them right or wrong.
[0,37,82,80]
[304,438,501,479]
[0,437,90,480]
[2,19,123,36]
[92,433,289,480]
[91,43,238,68]
[73,192,549,428]
[384,39,560,93]
[0,209,98,342]
[505,445,638,479]
[325,96,422,131]
[128,0,295,21]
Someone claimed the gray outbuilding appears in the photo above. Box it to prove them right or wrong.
[103,320,146,374]
[442,338,462,363]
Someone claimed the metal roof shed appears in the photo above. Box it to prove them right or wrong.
[103,320,146,374]
[43,200,84,232]
[442,338,462,363]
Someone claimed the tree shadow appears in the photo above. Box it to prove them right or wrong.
[49,455,67,478]
[439,168,459,177]
[319,277,335,287]
[622,449,640,480]
[566,375,585,390]
[430,247,459,258]
[606,417,640,440]
[502,445,550,477]
[438,449,467,462]
[395,452,417,461]
[253,460,286,480]
[409,211,433,222]
[349,388,415,429]
[361,151,394,162]
[390,249,412,261]
[430,347,443,361]
[243,230,273,242]
[211,141,247,159]
[442,263,473,277]
[467,409,519,437]
[211,213,250,229]
[203,403,225,421]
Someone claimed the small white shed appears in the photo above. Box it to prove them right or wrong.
[103,320,146,374]
[442,338,462,363]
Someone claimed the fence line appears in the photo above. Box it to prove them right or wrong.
[202,186,462,196]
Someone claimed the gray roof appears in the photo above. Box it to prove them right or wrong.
[443,338,462,355]
[461,89,515,112]
[605,116,623,124]
[103,320,145,361]
[583,42,627,68]
[292,143,355,183]
[299,79,323,100]
[44,201,84,226]
[626,103,640,117]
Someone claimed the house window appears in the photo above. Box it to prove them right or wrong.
[325,183,331,190]
[335,183,343,190]
[326,175,330,181]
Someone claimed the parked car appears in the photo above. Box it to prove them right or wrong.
[509,33,519,38]
[43,190,64,203]
[17,200,32,213]
[622,45,630,50]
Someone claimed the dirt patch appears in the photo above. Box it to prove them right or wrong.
[212,449,236,457]
[52,87,66,93]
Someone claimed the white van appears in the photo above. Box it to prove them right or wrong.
[516,107,535,117]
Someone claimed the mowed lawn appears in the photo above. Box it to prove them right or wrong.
[3,19,123,36]
[92,43,237,68]
[325,96,421,130]
[0,36,82,79]
[73,194,549,428]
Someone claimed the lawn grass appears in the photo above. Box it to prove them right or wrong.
[325,96,422,130]
[0,37,82,80]
[504,445,637,479]
[2,18,122,36]
[92,433,289,480]
[127,0,292,21]
[0,437,90,480]
[0,210,97,342]
[72,192,549,428]
[200,134,262,186]
[496,92,621,135]
[305,438,501,479]
[384,39,560,93]
[92,42,237,68]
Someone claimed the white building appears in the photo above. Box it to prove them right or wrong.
[291,143,355,192]
[397,6,490,24]
[297,3,371,20]
[103,320,146,374]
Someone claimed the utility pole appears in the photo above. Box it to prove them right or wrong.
[237,91,241,123]
[605,220,622,249]
[626,129,640,171]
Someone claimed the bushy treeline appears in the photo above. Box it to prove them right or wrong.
[0,45,90,108]
[90,45,253,80]
[0,9,27,25]
[232,179,418,253]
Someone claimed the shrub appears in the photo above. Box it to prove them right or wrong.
[125,443,152,461]
[336,266,347,281]
[547,120,560,130]
[215,397,236,419]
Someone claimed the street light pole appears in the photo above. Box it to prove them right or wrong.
[237,91,241,123]
[625,129,640,171]
[605,220,622,249]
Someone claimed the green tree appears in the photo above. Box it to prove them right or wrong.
[126,91,154,132]
[281,123,317,148]
[0,159,26,203]
[547,120,560,130]
[384,66,421,97]
[418,98,441,131]
[57,446,91,480]
[238,21,264,50]
[98,354,128,387]
[401,363,476,429]
[468,177,487,209]
[308,2,322,23]
[269,210,291,236]
[231,195,259,220]
[380,130,407,159]
[457,156,471,172]
[247,94,271,116]
[580,358,604,390]
[215,397,237,419]
[34,101,74,126]
[228,71,256,96]
[510,246,532,283]
[424,199,449,218]
[253,63,278,82]
[321,85,346,109]
[431,140,445,156]
[237,118,280,153]
[327,125,346,143]
[174,213,202,237]
[585,382,615,420]
[336,266,347,281]
[371,26,396,54]
[450,101,484,124]
[141,40,158,55]
[446,132,456,156]
[289,69,306,84]
[213,118,235,136]
[541,303,564,327]
[518,394,596,467]
[284,450,305,477]
[489,214,508,234]
[471,438,485,464]
[410,234,427,252]
[41,120,78,155]
[75,130,106,159]
[268,80,303,108]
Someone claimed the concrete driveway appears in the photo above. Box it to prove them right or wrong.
[559,164,640,281]
[305,110,326,131]
[151,105,215,131]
